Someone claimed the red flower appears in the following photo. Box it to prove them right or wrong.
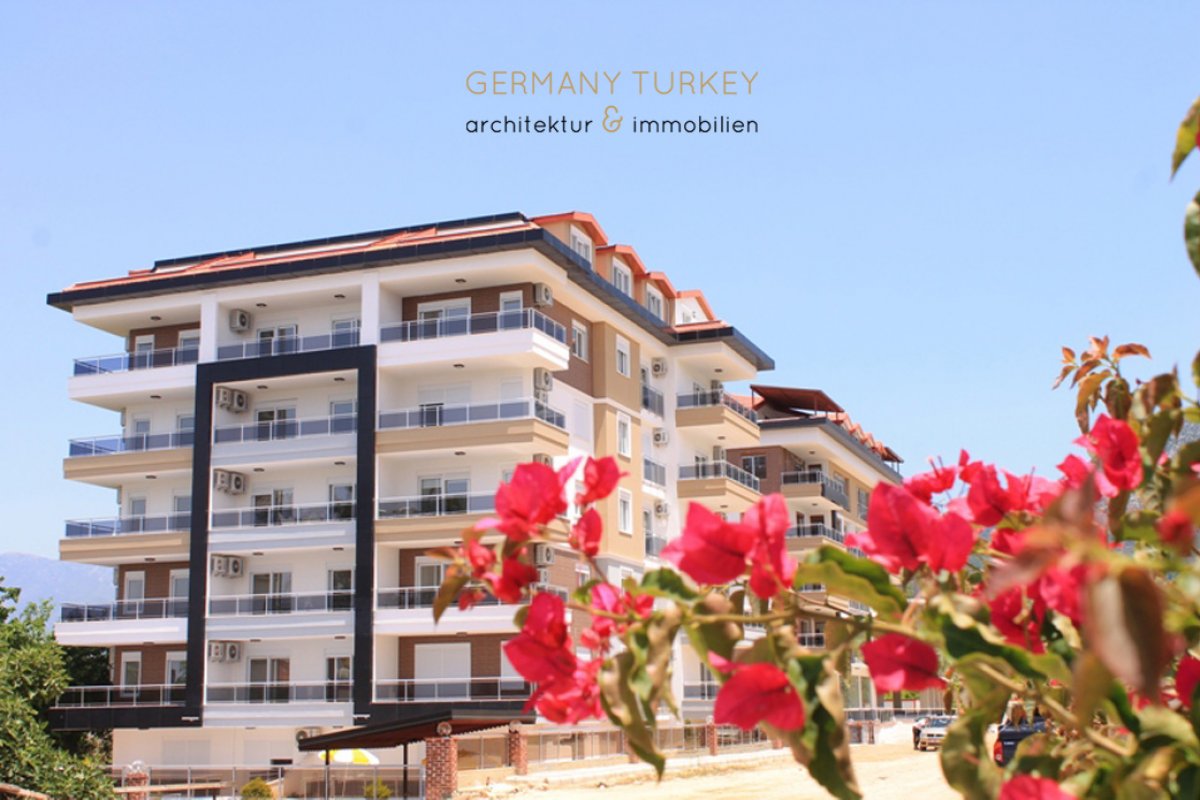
[713,662,806,731]
[478,457,580,542]
[1057,454,1091,490]
[964,465,1029,527]
[576,456,626,506]
[463,538,495,579]
[861,633,945,692]
[903,461,958,504]
[533,658,604,724]
[1031,564,1085,627]
[989,586,1045,653]
[1177,656,1200,710]
[503,592,577,685]
[569,508,603,558]
[662,503,755,585]
[485,557,539,603]
[991,528,1028,556]
[1077,414,1143,494]
[457,588,485,611]
[847,483,975,574]
[1157,510,1195,555]
[580,583,620,651]
[998,775,1074,800]
[743,495,797,599]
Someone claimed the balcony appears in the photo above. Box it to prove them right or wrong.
[209,591,354,616]
[683,682,719,701]
[55,598,190,647]
[61,599,187,621]
[642,456,667,488]
[644,533,668,557]
[60,514,191,567]
[641,384,664,416]
[213,414,356,445]
[780,471,850,510]
[208,502,355,554]
[786,524,847,547]
[54,684,186,708]
[679,461,760,492]
[376,399,568,457]
[207,591,355,639]
[374,677,530,704]
[212,414,357,466]
[677,462,761,512]
[378,492,494,520]
[65,514,190,538]
[206,682,352,704]
[378,309,569,372]
[73,347,199,376]
[69,347,199,408]
[65,432,194,484]
[374,583,567,636]
[69,431,194,457]
[674,391,759,448]
[217,330,360,361]
[210,503,355,529]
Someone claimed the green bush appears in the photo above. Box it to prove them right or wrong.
[240,777,274,799]
[364,778,392,799]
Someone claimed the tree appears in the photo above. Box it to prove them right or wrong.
[0,578,115,799]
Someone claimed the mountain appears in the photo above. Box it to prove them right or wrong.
[0,552,113,611]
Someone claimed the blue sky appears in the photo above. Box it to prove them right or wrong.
[1,3,1197,559]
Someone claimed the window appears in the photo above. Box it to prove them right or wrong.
[417,299,471,337]
[570,228,593,263]
[254,405,297,441]
[419,475,470,515]
[169,569,189,599]
[617,413,632,458]
[257,324,298,355]
[173,494,191,515]
[571,322,589,361]
[166,652,188,686]
[248,657,290,703]
[177,329,200,354]
[328,569,353,611]
[416,558,448,588]
[252,488,294,526]
[331,317,361,347]
[326,655,352,702]
[120,652,142,691]
[617,489,633,534]
[645,287,664,321]
[330,399,357,433]
[642,508,653,537]
[251,571,293,614]
[176,415,195,446]
[576,565,591,588]
[129,417,151,448]
[330,484,355,520]
[123,571,146,602]
[615,335,631,377]
[858,488,870,521]
[611,259,632,297]
[742,455,768,480]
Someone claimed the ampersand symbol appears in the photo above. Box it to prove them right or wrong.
[602,106,623,133]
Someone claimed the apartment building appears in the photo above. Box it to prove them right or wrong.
[46,211,776,769]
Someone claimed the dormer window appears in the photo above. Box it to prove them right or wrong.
[645,286,664,321]
[569,227,593,263]
[612,259,633,298]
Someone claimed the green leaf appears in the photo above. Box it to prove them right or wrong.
[793,546,907,620]
[598,651,665,777]
[1073,652,1115,726]
[1172,96,1200,178]
[1138,705,1199,752]
[639,568,699,603]
[431,566,468,624]
[942,618,1047,679]
[689,593,742,662]
[1186,189,1200,278]
[805,661,862,800]
[939,712,1004,799]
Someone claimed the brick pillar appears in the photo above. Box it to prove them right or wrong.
[506,726,528,776]
[705,719,719,757]
[424,736,458,800]
[125,770,149,800]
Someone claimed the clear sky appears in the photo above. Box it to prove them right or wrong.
[1,3,1197,559]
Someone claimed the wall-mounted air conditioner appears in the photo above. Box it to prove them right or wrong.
[651,358,668,377]
[229,309,252,332]
[654,501,670,518]
[652,428,669,447]
[533,283,554,308]
[216,387,249,413]
[227,557,245,577]
[534,543,555,566]
[210,555,229,577]
[213,469,246,495]
[532,453,554,468]
[208,641,227,662]
[533,368,554,394]
[224,642,242,662]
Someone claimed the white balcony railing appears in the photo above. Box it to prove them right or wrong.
[213,414,357,445]
[377,492,494,520]
[374,677,530,703]
[55,684,186,708]
[380,308,565,345]
[216,330,361,361]
[780,471,850,509]
[60,599,187,622]
[378,398,565,431]
[678,461,761,492]
[208,591,353,616]
[210,502,354,529]
[72,346,199,376]
[64,514,190,538]
[68,431,194,457]
[205,681,352,704]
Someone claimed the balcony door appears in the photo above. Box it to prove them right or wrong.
[415,557,447,607]
[326,656,352,702]
[329,484,355,521]
[251,571,292,614]
[327,568,353,611]
[248,657,290,703]
[257,324,298,355]
[419,476,469,516]
[416,299,470,339]
[254,406,297,441]
[331,317,361,348]
[253,488,294,526]
[166,652,187,703]
[413,642,470,700]
[119,651,141,698]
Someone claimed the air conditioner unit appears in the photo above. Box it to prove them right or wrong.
[534,543,555,566]
[213,469,231,493]
[652,428,669,447]
[216,387,249,413]
[533,283,554,308]
[532,453,554,468]
[533,368,554,394]
[228,472,247,495]
[536,567,551,586]
[208,641,227,662]
[651,358,668,377]
[712,446,727,462]
[654,501,670,518]
[227,557,245,577]
[229,309,252,332]
[296,727,322,743]
[224,642,242,663]
[210,555,229,577]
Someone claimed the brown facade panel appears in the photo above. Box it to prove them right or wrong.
[127,323,200,352]
[116,561,189,600]
[112,644,179,685]
[396,633,508,679]
[726,445,802,496]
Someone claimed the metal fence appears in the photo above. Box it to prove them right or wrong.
[106,765,423,799]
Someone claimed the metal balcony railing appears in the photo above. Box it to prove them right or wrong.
[64,514,190,538]
[678,461,761,492]
[642,457,667,487]
[377,492,494,519]
[54,684,186,708]
[780,471,851,509]
[641,384,664,416]
[216,330,360,361]
[213,414,357,445]
[644,534,668,557]
[683,682,720,701]
[376,583,565,609]
[374,677,531,703]
[68,431,194,457]
[210,502,355,529]
[799,634,826,649]
[205,681,352,704]
[785,524,846,545]
[208,591,354,616]
[59,599,188,622]
[73,346,199,376]
[676,390,759,423]
[380,308,566,345]
[378,398,565,431]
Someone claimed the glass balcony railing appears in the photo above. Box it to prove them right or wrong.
[642,457,667,487]
[208,591,354,616]
[64,514,190,538]
[210,503,355,529]
[683,682,720,701]
[644,534,668,557]
[216,330,360,361]
[213,414,357,445]
[785,524,847,545]
[206,681,352,704]
[678,461,761,492]
[641,384,664,416]
[799,634,827,649]
[374,677,531,703]
[377,492,494,519]
[55,684,186,708]
[380,308,566,345]
[73,346,199,376]
[378,398,565,431]
[780,471,850,509]
[59,599,188,622]
[676,390,758,423]
[376,582,564,609]
[68,431,195,457]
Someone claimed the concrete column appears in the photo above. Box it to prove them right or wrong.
[198,294,220,362]
[360,273,381,345]
[506,725,528,776]
[424,736,457,800]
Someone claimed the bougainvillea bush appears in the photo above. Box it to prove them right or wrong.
[430,97,1200,799]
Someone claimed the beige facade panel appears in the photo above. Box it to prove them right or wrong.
[64,448,193,484]
[675,476,760,513]
[376,517,569,548]
[674,404,759,449]
[60,531,190,566]
[374,419,569,456]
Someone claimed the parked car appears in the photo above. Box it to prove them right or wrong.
[917,716,955,751]
[912,714,953,750]
[993,718,1047,765]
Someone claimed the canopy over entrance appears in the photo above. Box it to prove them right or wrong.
[296,709,536,751]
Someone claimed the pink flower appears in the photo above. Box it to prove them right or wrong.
[713,662,806,731]
[861,633,945,692]
[478,458,580,542]
[661,503,755,585]
[532,658,604,724]
[1057,454,1091,490]
[503,592,576,685]
[903,461,958,504]
[1177,656,1200,710]
[846,483,975,574]
[463,538,495,579]
[1031,564,1086,627]
[989,587,1045,654]
[1077,414,1143,494]
[576,456,626,506]
[963,465,1029,527]
[743,495,797,599]
[998,775,1074,800]
[569,508,603,558]
[484,557,539,603]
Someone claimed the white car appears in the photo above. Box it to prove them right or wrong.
[918,716,954,751]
